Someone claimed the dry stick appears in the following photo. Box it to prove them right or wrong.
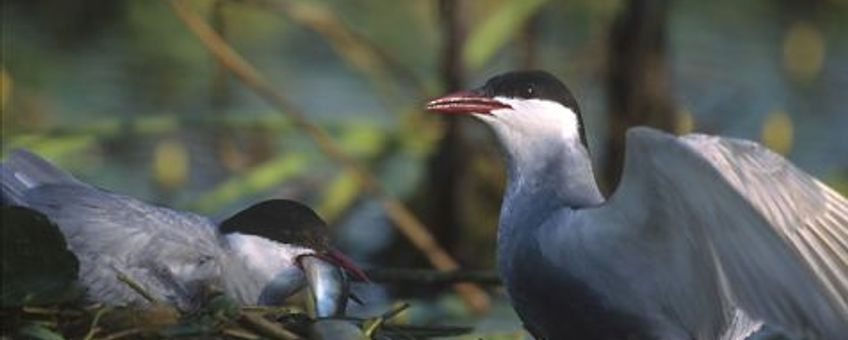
[165,0,490,312]
[362,302,411,338]
[99,328,146,340]
[116,272,158,304]
[221,328,262,340]
[238,0,429,98]
[82,306,114,340]
[22,306,84,317]
[359,268,502,286]
[240,312,302,340]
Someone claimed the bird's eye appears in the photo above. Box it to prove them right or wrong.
[525,86,535,97]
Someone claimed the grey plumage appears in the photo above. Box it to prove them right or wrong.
[427,71,848,339]
[0,150,319,311]
[543,128,848,339]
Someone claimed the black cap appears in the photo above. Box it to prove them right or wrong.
[220,199,331,251]
[478,70,587,146]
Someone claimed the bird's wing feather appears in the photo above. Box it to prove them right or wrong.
[1,150,224,307]
[23,184,225,306]
[585,127,847,338]
[1,149,82,205]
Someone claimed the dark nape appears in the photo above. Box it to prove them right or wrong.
[479,70,588,147]
[219,199,331,251]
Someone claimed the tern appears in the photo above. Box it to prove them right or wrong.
[1,149,365,317]
[427,70,848,339]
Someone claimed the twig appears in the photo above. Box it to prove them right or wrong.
[83,306,113,340]
[21,306,83,317]
[379,302,410,322]
[164,0,490,312]
[240,305,299,314]
[240,312,302,340]
[358,268,501,285]
[99,328,146,340]
[362,302,410,338]
[235,0,429,99]
[222,328,262,340]
[116,272,158,304]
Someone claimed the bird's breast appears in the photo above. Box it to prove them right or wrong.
[499,234,653,340]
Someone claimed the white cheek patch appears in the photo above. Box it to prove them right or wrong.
[227,233,314,280]
[489,97,581,140]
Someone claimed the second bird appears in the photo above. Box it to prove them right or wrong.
[0,149,364,317]
[427,70,848,340]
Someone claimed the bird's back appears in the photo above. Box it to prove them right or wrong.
[1,150,224,309]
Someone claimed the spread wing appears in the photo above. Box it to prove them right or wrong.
[584,127,848,338]
[1,150,224,308]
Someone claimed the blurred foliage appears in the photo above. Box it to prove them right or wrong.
[464,0,550,70]
[190,153,309,212]
[153,139,190,190]
[675,108,695,134]
[1,68,12,115]
[2,0,848,337]
[783,21,825,84]
[761,109,794,156]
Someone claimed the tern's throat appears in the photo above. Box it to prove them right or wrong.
[220,233,308,305]
[483,98,603,215]
[483,108,604,224]
[490,120,604,283]
[500,137,603,223]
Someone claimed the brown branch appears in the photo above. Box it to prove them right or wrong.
[221,328,262,340]
[83,306,113,340]
[604,0,676,193]
[240,312,302,340]
[420,0,469,276]
[358,268,501,286]
[235,0,428,99]
[99,328,146,340]
[164,0,490,312]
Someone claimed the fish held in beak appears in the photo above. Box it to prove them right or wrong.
[299,255,351,318]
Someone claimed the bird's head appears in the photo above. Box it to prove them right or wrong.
[219,199,366,314]
[427,70,587,157]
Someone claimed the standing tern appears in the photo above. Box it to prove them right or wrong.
[426,70,848,339]
[0,149,365,316]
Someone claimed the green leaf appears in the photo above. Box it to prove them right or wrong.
[189,154,309,212]
[463,0,550,70]
[1,207,81,307]
[316,171,360,222]
[17,323,66,340]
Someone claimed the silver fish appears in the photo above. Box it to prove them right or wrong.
[300,255,350,318]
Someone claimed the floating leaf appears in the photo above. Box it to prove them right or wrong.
[1,206,81,307]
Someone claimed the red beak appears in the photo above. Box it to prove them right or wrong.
[426,90,511,114]
[318,249,370,282]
